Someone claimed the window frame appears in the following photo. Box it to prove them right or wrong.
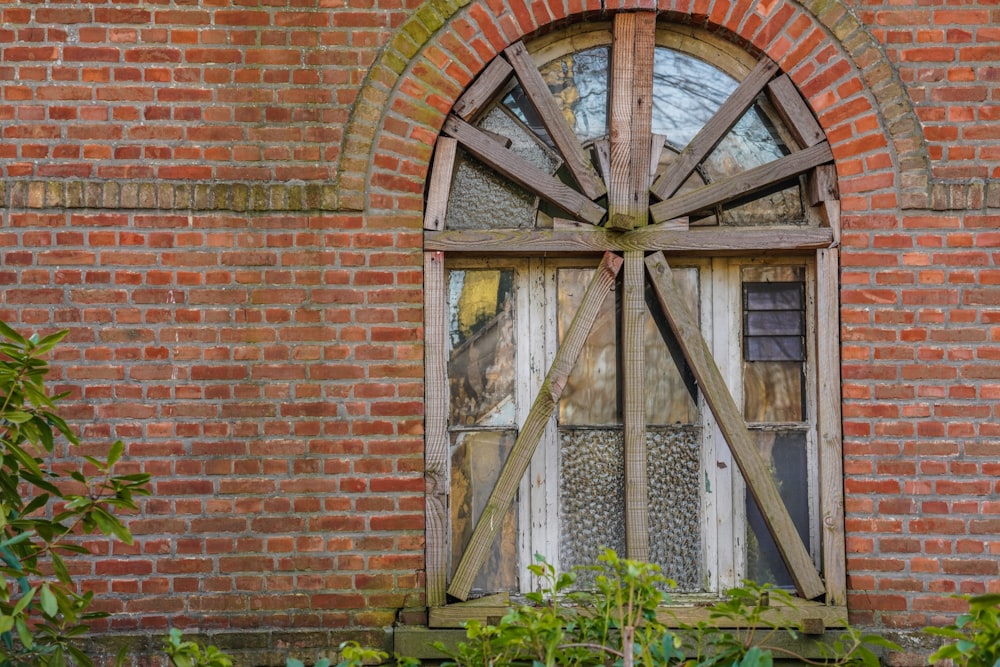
[422,15,846,622]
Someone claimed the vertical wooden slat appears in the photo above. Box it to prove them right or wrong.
[424,137,458,231]
[423,251,449,607]
[765,74,825,149]
[448,252,624,601]
[503,41,607,201]
[608,11,656,560]
[645,251,826,600]
[817,247,846,605]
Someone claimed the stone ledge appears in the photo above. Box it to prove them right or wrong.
[85,628,392,667]
[2,180,343,213]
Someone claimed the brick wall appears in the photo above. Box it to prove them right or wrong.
[1,0,998,662]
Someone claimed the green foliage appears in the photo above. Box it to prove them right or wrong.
[926,594,1000,667]
[0,322,151,667]
[164,629,234,667]
[436,551,896,667]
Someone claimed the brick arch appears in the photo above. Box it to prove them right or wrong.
[336,0,931,214]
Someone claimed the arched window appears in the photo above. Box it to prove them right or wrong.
[423,15,845,619]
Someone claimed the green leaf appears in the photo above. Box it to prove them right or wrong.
[40,583,58,617]
[14,616,33,649]
[0,321,27,346]
[287,659,305,667]
[12,586,37,616]
[108,440,124,467]
[32,330,69,355]
[3,411,33,425]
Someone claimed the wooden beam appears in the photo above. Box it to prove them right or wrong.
[807,163,839,206]
[448,252,624,601]
[425,226,834,254]
[622,250,649,559]
[650,134,667,180]
[765,74,825,149]
[443,114,606,225]
[649,141,834,224]
[593,139,611,184]
[607,12,655,231]
[644,252,826,600]
[651,57,779,201]
[503,41,607,201]
[423,251,449,607]
[452,57,515,121]
[424,137,458,231]
[817,247,846,606]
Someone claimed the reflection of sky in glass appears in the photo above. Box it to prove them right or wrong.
[503,44,792,183]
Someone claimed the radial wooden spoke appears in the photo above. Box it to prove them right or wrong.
[766,74,825,148]
[607,11,655,231]
[645,252,826,600]
[649,141,834,224]
[651,58,779,201]
[452,57,515,121]
[504,41,607,201]
[443,114,606,225]
[448,252,624,601]
[425,226,834,254]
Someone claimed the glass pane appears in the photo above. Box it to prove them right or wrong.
[478,105,562,173]
[745,430,811,588]
[703,106,787,180]
[648,426,703,591]
[558,268,619,426]
[721,185,804,226]
[743,361,804,422]
[652,48,734,149]
[559,428,625,580]
[450,431,520,594]
[448,269,516,426]
[645,267,699,425]
[507,47,610,144]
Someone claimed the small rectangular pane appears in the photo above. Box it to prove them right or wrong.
[647,427,703,591]
[743,360,804,422]
[745,310,804,336]
[744,282,803,311]
[558,268,620,426]
[744,335,804,362]
[559,428,625,582]
[447,269,516,427]
[644,267,699,425]
[450,431,519,594]
[746,430,811,589]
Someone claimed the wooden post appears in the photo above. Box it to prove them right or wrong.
[424,251,449,607]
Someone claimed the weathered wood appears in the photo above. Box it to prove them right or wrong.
[504,41,607,201]
[649,141,834,224]
[651,58,779,201]
[425,226,834,254]
[816,248,846,606]
[607,12,655,231]
[593,139,611,185]
[807,163,839,205]
[424,137,458,231]
[622,251,649,560]
[650,134,667,180]
[765,74,825,149]
[425,600,848,631]
[453,57,515,121]
[442,114,606,225]
[644,252,826,600]
[448,252,624,601]
[423,251,449,607]
[816,198,841,245]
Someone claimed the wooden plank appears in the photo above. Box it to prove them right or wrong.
[622,251,649,560]
[644,252,826,600]
[607,12,655,231]
[765,74,825,149]
[424,137,458,231]
[816,248,846,606]
[650,134,667,180]
[442,114,607,225]
[504,41,607,201]
[423,251,449,607]
[651,57,779,201]
[426,226,834,254]
[807,163,839,205]
[425,601,848,631]
[593,139,611,184]
[448,252,624,600]
[649,141,834,224]
[452,57,514,121]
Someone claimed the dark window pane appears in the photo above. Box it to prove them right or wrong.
[743,282,803,310]
[745,310,804,337]
[744,335,804,362]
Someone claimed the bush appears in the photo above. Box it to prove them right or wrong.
[0,322,150,666]
[926,594,1000,667]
